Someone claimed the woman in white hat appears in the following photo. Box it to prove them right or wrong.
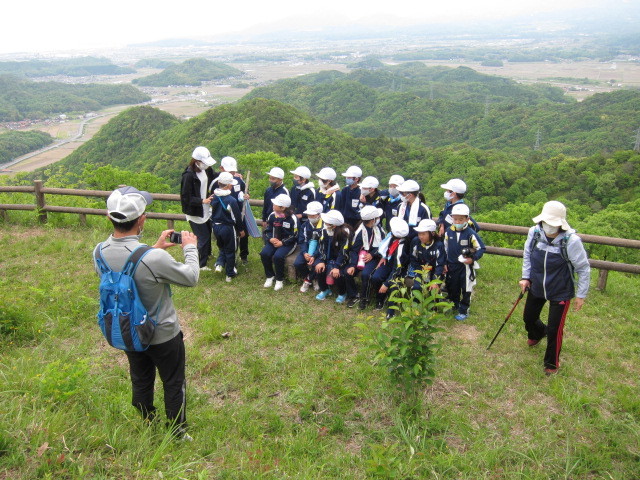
[519,201,590,375]
[260,194,298,291]
[262,167,289,223]
[314,210,353,302]
[345,205,386,309]
[315,167,341,213]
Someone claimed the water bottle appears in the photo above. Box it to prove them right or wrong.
[357,249,367,270]
[307,231,319,256]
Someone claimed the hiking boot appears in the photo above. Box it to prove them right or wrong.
[315,289,332,300]
[359,298,368,310]
[335,294,347,304]
[347,297,359,308]
[274,280,284,291]
[214,265,223,273]
[263,277,274,288]
[454,313,468,321]
[527,338,541,347]
[544,367,559,376]
[386,310,395,320]
[300,281,312,293]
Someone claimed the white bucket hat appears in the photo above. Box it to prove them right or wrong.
[451,203,470,216]
[321,210,344,226]
[217,171,238,186]
[414,219,437,233]
[441,178,467,194]
[342,165,362,178]
[192,146,216,166]
[290,166,311,179]
[303,201,323,216]
[360,205,383,221]
[316,167,337,181]
[266,167,285,179]
[532,201,571,230]
[389,217,409,238]
[359,176,379,189]
[271,194,291,208]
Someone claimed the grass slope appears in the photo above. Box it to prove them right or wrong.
[0,221,638,479]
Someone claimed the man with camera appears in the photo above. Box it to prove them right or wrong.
[93,186,200,440]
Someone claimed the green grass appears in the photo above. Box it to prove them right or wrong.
[0,220,638,479]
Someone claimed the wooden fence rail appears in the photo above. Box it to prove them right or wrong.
[1,181,638,290]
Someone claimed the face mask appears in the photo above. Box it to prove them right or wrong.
[196,161,206,171]
[309,216,320,225]
[542,221,559,236]
[453,223,467,230]
[444,191,454,201]
[361,188,371,197]
[269,180,280,188]
[345,178,355,186]
[400,194,409,203]
[388,187,399,197]
[326,226,335,236]
[295,178,306,186]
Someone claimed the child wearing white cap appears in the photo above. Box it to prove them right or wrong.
[262,167,289,223]
[443,203,486,321]
[290,166,316,221]
[314,210,353,302]
[396,179,432,244]
[379,175,404,230]
[294,201,324,293]
[438,178,479,236]
[359,176,381,209]
[315,167,341,213]
[409,219,446,294]
[370,217,411,319]
[338,165,363,228]
[260,194,298,291]
[345,205,386,309]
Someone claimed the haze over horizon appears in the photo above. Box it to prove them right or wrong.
[2,0,628,56]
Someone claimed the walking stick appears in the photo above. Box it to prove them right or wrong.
[486,289,528,350]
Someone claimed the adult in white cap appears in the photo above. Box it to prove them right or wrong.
[315,167,341,213]
[396,179,432,244]
[314,210,352,302]
[180,146,217,270]
[438,178,472,236]
[260,194,297,292]
[262,167,289,223]
[370,217,410,318]
[338,165,364,228]
[519,201,590,376]
[94,186,199,441]
[210,156,250,266]
[345,205,385,309]
[379,174,405,230]
[210,172,246,282]
[295,200,325,293]
[290,165,316,221]
[358,176,381,210]
[443,203,486,322]
[408,219,446,294]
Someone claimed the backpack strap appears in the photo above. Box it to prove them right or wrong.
[123,245,153,276]
[94,243,111,274]
[530,228,573,271]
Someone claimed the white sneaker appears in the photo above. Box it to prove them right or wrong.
[300,281,312,293]
[226,276,233,283]
[274,280,284,291]
[263,277,274,288]
[200,266,212,271]
[214,265,223,273]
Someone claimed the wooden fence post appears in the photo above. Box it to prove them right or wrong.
[167,219,174,230]
[0,209,6,222]
[79,213,87,226]
[33,180,47,224]
[596,269,608,291]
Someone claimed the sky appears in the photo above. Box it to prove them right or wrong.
[1,0,615,55]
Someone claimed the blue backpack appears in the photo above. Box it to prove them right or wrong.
[94,244,156,351]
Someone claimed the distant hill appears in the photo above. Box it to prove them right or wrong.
[0,130,53,164]
[0,74,150,122]
[132,58,243,87]
[245,63,640,156]
[134,59,175,69]
[0,56,135,77]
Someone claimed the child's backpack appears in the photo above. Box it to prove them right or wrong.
[94,244,156,351]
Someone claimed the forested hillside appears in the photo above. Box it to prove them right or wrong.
[245,64,640,156]
[0,56,134,77]
[0,75,150,122]
[0,130,53,164]
[132,58,243,87]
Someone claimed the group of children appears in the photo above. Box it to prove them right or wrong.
[180,148,486,320]
[258,165,486,321]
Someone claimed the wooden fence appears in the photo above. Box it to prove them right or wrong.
[1,181,639,290]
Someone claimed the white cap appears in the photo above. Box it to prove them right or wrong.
[192,146,216,166]
[271,193,291,208]
[359,176,379,189]
[342,165,362,178]
[441,178,467,194]
[290,166,311,179]
[397,179,420,193]
[266,167,285,179]
[316,167,337,181]
[389,217,409,238]
[532,201,571,230]
[414,219,437,233]
[220,156,238,172]
[217,171,237,186]
[388,175,404,186]
[321,210,344,226]
[451,203,470,216]
[360,205,383,221]
[106,186,153,223]
[303,201,323,215]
